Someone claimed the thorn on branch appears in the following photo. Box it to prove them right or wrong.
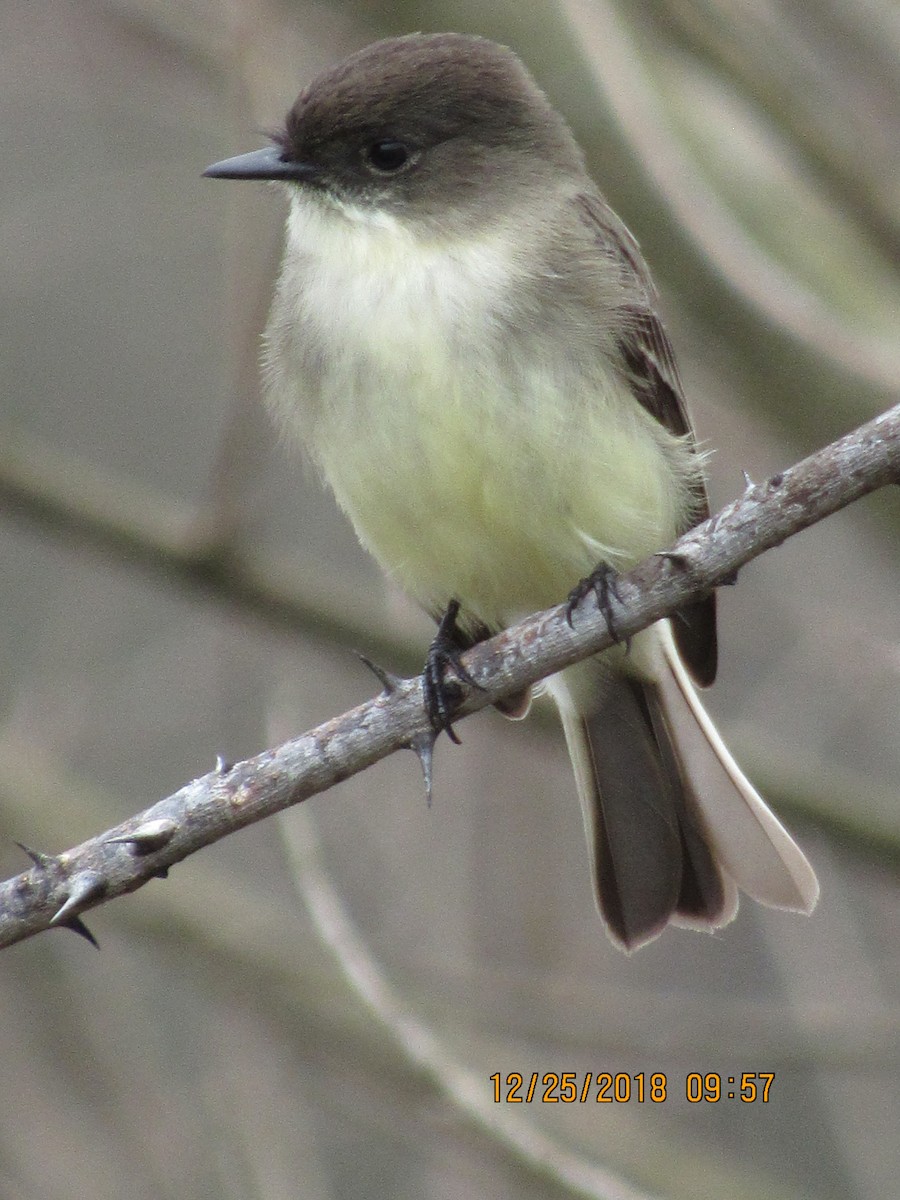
[653,546,698,570]
[49,870,106,946]
[408,730,437,808]
[15,842,56,870]
[357,653,403,695]
[106,817,177,854]
[62,915,100,948]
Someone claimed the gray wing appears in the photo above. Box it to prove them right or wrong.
[577,193,717,687]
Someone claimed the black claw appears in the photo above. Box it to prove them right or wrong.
[357,653,403,695]
[566,562,626,645]
[423,600,483,744]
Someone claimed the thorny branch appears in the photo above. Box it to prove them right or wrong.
[1,402,898,949]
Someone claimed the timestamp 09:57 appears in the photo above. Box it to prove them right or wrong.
[489,1072,775,1104]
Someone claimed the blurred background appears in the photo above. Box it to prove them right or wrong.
[1,1,899,1198]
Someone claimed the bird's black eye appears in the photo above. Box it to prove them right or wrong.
[365,139,410,172]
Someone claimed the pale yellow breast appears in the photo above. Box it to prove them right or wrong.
[267,193,693,630]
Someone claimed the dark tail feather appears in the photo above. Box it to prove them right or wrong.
[559,667,735,949]
[549,622,817,950]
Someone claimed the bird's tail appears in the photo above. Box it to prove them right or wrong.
[548,621,819,951]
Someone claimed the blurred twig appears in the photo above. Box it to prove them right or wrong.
[559,0,900,391]
[0,402,897,949]
[648,0,900,262]
[0,428,415,671]
[282,808,661,1200]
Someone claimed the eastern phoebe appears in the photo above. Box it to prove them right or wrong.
[205,32,818,949]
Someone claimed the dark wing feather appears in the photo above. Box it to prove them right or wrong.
[577,194,717,686]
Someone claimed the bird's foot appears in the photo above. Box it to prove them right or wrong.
[566,562,627,647]
[423,600,483,744]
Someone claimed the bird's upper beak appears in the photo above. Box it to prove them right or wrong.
[203,145,318,182]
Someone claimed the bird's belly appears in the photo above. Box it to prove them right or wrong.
[314,359,685,630]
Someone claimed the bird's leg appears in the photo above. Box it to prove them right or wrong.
[423,599,484,744]
[566,561,627,647]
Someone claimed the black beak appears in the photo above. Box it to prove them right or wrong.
[203,145,318,182]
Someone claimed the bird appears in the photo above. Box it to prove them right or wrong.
[204,31,818,949]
